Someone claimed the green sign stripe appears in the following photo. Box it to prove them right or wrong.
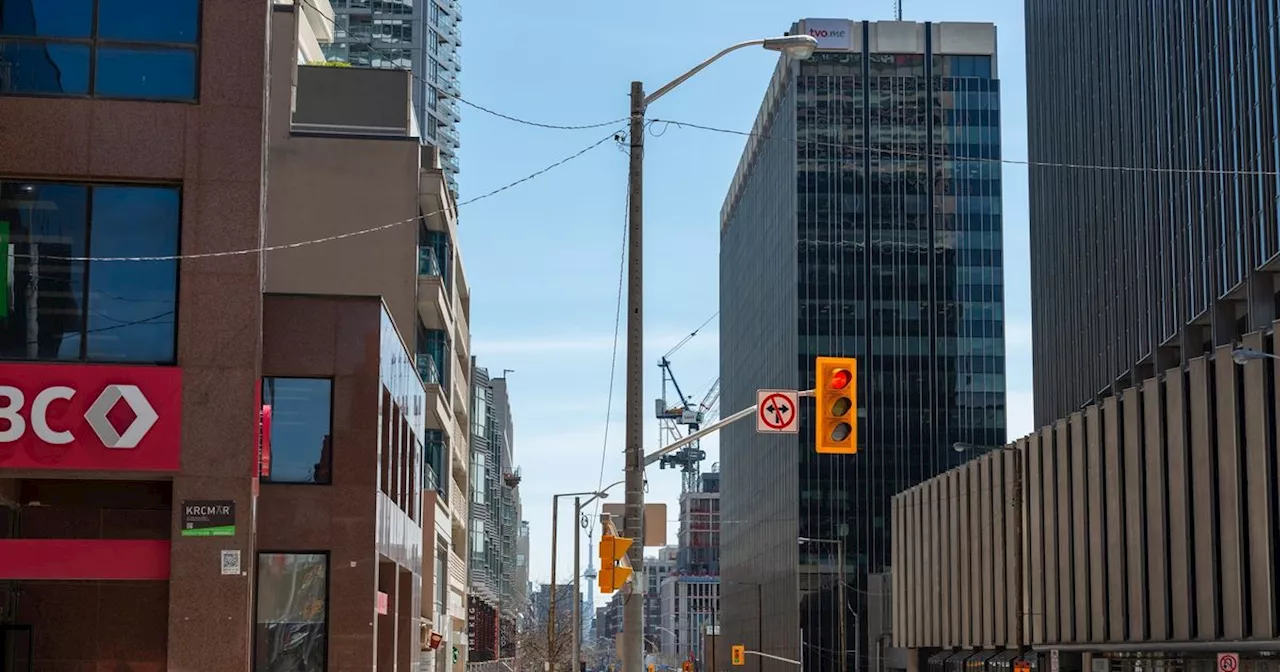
[180,525,236,537]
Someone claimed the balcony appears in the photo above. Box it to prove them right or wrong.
[418,353,453,441]
[417,248,454,334]
[450,475,467,517]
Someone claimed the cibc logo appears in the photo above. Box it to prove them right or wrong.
[0,383,159,449]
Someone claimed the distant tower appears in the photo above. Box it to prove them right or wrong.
[584,529,598,638]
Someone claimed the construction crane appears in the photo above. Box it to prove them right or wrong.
[654,356,720,493]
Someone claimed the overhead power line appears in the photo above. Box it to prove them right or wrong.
[647,118,1280,177]
[21,131,620,263]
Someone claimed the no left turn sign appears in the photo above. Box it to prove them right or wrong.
[756,389,799,434]
[1218,654,1239,672]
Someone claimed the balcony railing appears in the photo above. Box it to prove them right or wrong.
[417,353,440,385]
[419,246,442,277]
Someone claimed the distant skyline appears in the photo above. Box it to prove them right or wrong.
[456,1,1031,603]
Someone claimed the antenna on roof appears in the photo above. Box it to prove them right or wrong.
[894,0,903,20]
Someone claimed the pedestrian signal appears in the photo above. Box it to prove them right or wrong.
[597,533,633,594]
[732,645,746,666]
[814,356,858,454]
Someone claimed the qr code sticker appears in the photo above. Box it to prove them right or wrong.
[220,550,241,576]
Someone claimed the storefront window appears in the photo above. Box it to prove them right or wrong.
[255,552,329,671]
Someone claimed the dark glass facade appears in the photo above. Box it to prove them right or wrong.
[719,21,1004,671]
[1026,0,1280,424]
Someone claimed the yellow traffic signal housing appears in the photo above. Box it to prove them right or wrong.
[731,645,746,666]
[814,356,858,454]
[597,532,633,594]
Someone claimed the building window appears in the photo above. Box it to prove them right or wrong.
[255,552,329,672]
[0,180,179,363]
[0,0,201,101]
[262,377,334,485]
[471,452,486,503]
[471,520,485,555]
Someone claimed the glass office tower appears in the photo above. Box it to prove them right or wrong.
[323,0,462,194]
[718,20,1004,671]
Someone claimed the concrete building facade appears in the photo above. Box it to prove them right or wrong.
[891,322,1280,669]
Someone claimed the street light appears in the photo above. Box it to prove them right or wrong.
[1231,346,1280,365]
[798,537,847,672]
[550,489,607,671]
[621,32,817,672]
[573,480,624,672]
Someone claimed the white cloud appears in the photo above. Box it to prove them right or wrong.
[475,328,719,356]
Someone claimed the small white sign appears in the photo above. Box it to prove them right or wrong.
[804,18,853,51]
[756,389,799,434]
[220,550,241,576]
[1049,650,1060,672]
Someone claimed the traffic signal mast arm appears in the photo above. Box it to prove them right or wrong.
[642,389,816,467]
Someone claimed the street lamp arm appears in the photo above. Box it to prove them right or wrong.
[582,480,626,508]
[643,39,768,108]
[745,650,803,667]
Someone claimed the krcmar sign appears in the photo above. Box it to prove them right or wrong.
[804,18,853,50]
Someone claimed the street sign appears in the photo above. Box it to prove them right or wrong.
[1218,653,1239,672]
[756,389,799,434]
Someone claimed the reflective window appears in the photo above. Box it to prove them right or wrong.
[86,186,180,362]
[255,552,328,672]
[262,377,334,485]
[0,180,179,363]
[0,0,200,100]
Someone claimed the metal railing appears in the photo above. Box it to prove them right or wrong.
[417,353,441,385]
[419,246,442,277]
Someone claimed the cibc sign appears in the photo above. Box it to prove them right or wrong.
[0,363,182,471]
[804,18,853,51]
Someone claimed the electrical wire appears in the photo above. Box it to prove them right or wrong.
[647,117,1280,176]
[662,311,718,359]
[593,165,629,526]
[453,96,627,132]
[21,130,619,263]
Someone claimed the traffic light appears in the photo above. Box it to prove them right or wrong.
[597,532,633,593]
[814,356,858,454]
[731,645,746,666]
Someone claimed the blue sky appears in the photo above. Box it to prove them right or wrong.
[454,0,1031,597]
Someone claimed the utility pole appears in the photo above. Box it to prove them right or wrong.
[572,496,583,672]
[622,78,647,672]
[549,496,561,671]
[618,35,817,672]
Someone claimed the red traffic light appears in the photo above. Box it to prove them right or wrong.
[829,368,852,390]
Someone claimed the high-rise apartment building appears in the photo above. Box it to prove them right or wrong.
[718,19,1004,671]
[322,0,462,193]
[1026,1,1280,424]
[468,363,524,662]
